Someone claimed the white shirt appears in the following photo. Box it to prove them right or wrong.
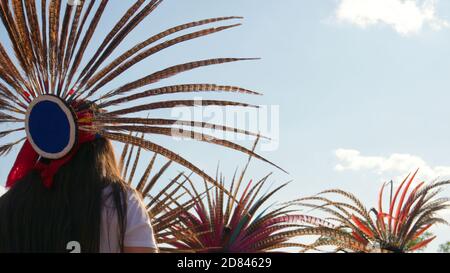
[100,186,157,253]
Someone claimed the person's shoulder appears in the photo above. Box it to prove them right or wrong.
[102,183,148,214]
[102,183,139,209]
[126,187,142,200]
[125,187,147,215]
[0,185,6,197]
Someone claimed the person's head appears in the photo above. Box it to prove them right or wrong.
[0,137,128,253]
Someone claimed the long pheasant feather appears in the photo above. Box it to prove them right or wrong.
[85,16,243,90]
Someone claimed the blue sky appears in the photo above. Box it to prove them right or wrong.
[1,0,450,252]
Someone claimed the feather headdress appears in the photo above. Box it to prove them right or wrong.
[0,0,283,189]
[288,171,450,253]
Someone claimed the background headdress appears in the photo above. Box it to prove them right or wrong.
[0,0,284,190]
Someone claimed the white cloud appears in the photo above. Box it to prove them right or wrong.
[335,149,450,181]
[335,0,449,35]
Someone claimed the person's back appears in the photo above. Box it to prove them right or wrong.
[0,138,157,253]
[100,184,157,253]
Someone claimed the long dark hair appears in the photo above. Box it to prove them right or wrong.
[0,138,128,253]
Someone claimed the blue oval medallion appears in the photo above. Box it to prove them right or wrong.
[26,95,77,159]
